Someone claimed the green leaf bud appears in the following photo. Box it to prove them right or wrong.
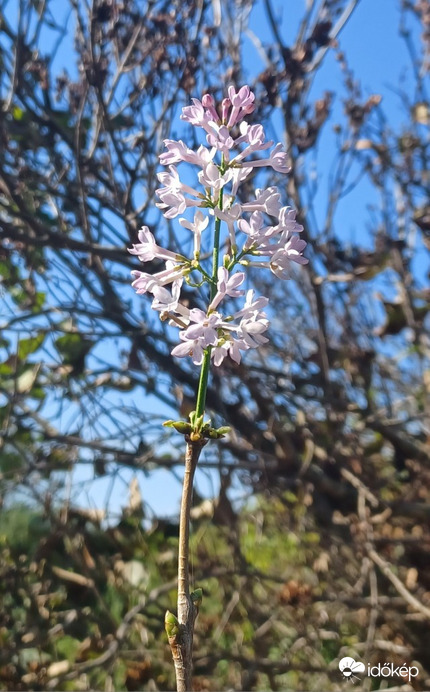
[190,588,203,608]
[165,610,180,638]
[163,420,193,434]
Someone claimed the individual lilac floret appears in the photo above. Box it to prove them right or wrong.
[201,93,220,123]
[206,125,235,156]
[129,226,185,263]
[244,143,291,174]
[237,211,267,247]
[131,260,185,295]
[212,337,245,366]
[179,210,209,256]
[181,98,214,132]
[198,163,232,193]
[270,237,309,278]
[209,267,245,311]
[182,309,221,345]
[171,335,206,366]
[150,283,184,317]
[155,190,187,219]
[277,206,304,234]
[241,187,282,217]
[160,140,215,167]
[239,314,270,348]
[234,289,269,318]
[227,85,255,127]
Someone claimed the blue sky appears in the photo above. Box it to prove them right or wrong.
[2,0,425,519]
[87,0,424,519]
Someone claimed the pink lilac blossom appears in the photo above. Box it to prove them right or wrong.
[171,336,206,365]
[179,210,209,256]
[198,163,232,192]
[155,189,187,219]
[240,187,282,217]
[226,85,255,127]
[159,139,202,166]
[171,309,224,366]
[171,305,269,366]
[237,211,267,248]
[234,289,269,318]
[129,85,309,367]
[230,166,253,196]
[233,124,273,162]
[278,206,304,233]
[131,260,185,295]
[157,165,203,199]
[201,93,220,123]
[212,338,244,366]
[243,143,291,174]
[206,124,235,156]
[213,204,241,248]
[239,315,270,348]
[220,97,231,123]
[149,283,189,318]
[129,226,185,263]
[181,98,213,131]
[209,267,245,311]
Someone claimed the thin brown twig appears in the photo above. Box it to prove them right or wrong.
[368,548,430,620]
[167,437,206,692]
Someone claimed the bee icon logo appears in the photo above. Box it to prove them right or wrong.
[338,657,366,683]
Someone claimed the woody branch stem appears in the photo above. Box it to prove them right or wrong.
[170,438,206,691]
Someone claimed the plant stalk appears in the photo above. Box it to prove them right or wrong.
[169,175,225,691]
[194,187,224,420]
[168,438,206,691]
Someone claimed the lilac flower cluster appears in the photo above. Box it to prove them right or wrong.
[129,86,308,367]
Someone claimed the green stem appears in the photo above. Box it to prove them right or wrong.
[195,348,212,420]
[194,185,224,422]
[195,264,213,284]
[210,192,223,302]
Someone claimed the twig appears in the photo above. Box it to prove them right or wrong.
[166,438,206,691]
[368,548,430,620]
[213,589,240,642]
[306,0,361,73]
[341,468,379,508]
[51,565,94,588]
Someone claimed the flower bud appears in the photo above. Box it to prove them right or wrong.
[221,97,231,123]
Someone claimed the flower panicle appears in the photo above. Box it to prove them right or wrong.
[128,85,309,368]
